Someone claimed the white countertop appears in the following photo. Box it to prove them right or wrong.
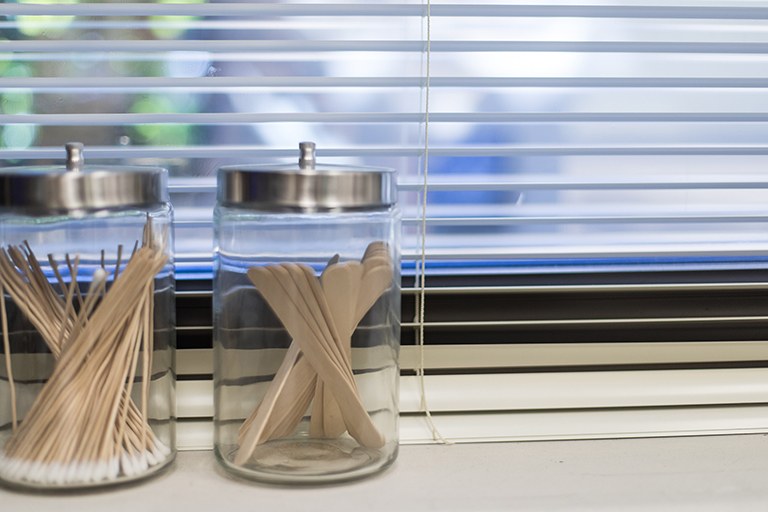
[2,434,768,511]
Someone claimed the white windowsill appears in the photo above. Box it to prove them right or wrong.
[2,434,767,511]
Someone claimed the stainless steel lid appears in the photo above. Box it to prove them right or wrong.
[217,142,397,212]
[0,143,169,213]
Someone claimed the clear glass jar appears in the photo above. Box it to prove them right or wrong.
[0,144,176,489]
[213,143,400,484]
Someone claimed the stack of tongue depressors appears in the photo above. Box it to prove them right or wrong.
[0,219,171,486]
[235,242,393,465]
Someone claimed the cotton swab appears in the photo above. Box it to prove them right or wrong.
[0,218,171,486]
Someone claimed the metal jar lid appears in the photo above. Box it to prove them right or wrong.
[0,143,169,214]
[217,142,397,212]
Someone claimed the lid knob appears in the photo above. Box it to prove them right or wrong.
[65,142,84,172]
[298,141,316,170]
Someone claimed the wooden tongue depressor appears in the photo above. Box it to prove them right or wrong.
[312,262,362,437]
[363,241,388,261]
[234,341,302,465]
[237,353,317,446]
[238,244,392,455]
[252,264,384,448]
[309,256,349,437]
[355,260,393,324]
[238,264,385,465]
[313,250,393,438]
[285,264,350,379]
[260,354,317,440]
[283,262,352,439]
[239,255,341,444]
[307,262,362,438]
[321,262,363,340]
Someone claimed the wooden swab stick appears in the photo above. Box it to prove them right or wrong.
[0,249,76,356]
[56,264,79,354]
[0,220,171,485]
[0,276,17,432]
[48,255,69,298]
[3,250,167,482]
[64,253,85,311]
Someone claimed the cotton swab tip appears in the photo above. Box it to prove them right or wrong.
[67,461,81,483]
[108,457,120,480]
[92,267,108,283]
[154,438,172,457]
[121,452,136,477]
[136,453,148,473]
[49,462,64,484]
[96,460,109,482]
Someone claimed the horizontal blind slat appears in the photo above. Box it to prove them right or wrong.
[6,40,768,54]
[0,76,422,89]
[175,406,768,450]
[401,215,768,226]
[5,112,768,125]
[401,248,768,261]
[168,176,768,193]
[400,316,768,329]
[3,77,768,90]
[3,146,768,160]
[175,316,768,334]
[174,369,768,418]
[397,406,768,445]
[2,40,425,53]
[175,282,768,298]
[397,178,768,191]
[399,370,768,412]
[2,3,767,20]
[171,250,768,263]
[401,283,768,294]
[0,3,426,17]
[175,214,768,227]
[176,342,768,376]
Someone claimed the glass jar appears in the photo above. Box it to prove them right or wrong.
[213,142,400,484]
[0,143,176,489]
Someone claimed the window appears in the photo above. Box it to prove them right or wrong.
[2,1,767,446]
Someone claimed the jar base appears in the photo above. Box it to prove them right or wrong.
[217,438,397,485]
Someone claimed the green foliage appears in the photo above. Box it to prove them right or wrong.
[150,0,207,39]
[129,95,197,146]
[15,0,77,38]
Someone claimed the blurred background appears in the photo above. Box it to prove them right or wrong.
[2,0,768,280]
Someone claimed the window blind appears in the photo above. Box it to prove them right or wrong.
[1,1,768,447]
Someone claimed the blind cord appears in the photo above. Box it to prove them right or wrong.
[417,0,452,446]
